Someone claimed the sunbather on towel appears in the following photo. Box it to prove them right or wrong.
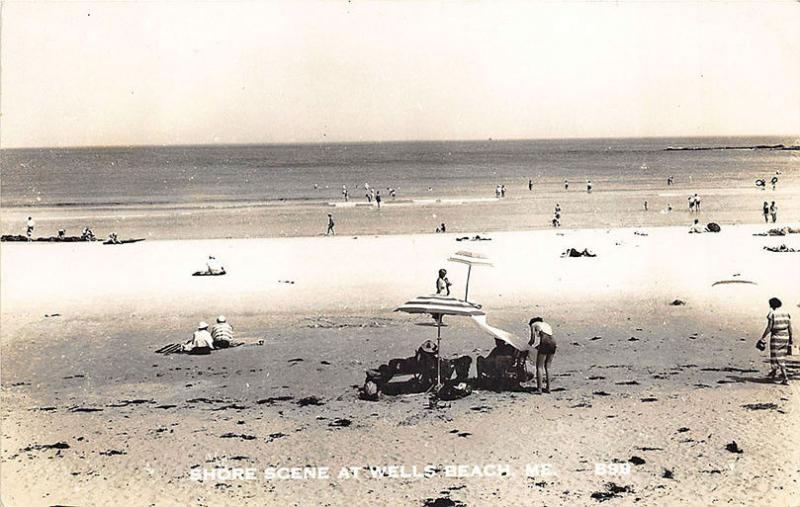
[763,244,798,252]
[182,322,214,354]
[211,315,233,348]
[561,248,596,257]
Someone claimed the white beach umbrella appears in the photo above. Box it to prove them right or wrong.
[448,250,493,302]
[395,295,485,388]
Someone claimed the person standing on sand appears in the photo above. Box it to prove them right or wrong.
[528,178,533,191]
[529,317,556,394]
[586,180,592,193]
[326,213,335,235]
[26,216,35,240]
[758,297,793,385]
[564,179,569,190]
[763,201,770,223]
[342,185,348,202]
[375,190,382,209]
[688,195,695,213]
[769,201,778,223]
[694,193,701,211]
[644,200,648,211]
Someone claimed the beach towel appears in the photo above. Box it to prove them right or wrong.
[155,341,246,354]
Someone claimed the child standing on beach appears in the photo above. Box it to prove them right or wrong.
[763,202,770,222]
[770,201,778,223]
[436,269,452,296]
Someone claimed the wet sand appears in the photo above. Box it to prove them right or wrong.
[2,219,799,505]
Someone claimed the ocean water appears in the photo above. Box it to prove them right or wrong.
[1,137,797,207]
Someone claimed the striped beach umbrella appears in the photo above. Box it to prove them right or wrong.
[448,250,492,302]
[395,295,485,388]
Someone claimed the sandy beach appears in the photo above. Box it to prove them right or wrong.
[2,219,799,506]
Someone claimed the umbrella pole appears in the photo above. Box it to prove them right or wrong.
[437,315,442,390]
[464,264,472,302]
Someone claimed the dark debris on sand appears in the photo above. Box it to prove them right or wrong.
[590,483,634,502]
[21,442,70,453]
[662,469,675,480]
[742,403,779,411]
[423,497,465,507]
[329,418,352,428]
[297,396,325,407]
[257,396,294,405]
[220,433,257,441]
[725,441,743,454]
[629,456,646,465]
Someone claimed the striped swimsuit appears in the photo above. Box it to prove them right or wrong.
[768,310,791,368]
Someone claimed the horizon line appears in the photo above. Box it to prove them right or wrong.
[1,133,798,151]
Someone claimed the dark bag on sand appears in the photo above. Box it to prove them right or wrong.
[706,223,721,233]
[437,382,472,401]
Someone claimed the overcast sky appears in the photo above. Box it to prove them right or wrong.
[1,1,799,148]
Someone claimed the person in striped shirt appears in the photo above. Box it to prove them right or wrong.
[758,298,793,385]
[211,315,234,349]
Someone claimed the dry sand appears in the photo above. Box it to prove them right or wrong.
[2,222,800,505]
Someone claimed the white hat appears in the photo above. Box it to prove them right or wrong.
[198,321,209,329]
[533,321,553,336]
[217,315,226,323]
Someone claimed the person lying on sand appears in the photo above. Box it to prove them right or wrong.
[193,255,226,276]
[753,227,800,236]
[561,248,596,257]
[763,244,798,253]
[456,235,492,242]
[182,322,214,355]
[529,317,556,394]
[211,315,233,348]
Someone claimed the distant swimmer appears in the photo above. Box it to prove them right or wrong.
[586,180,592,193]
[26,216,35,240]
[389,188,397,199]
[763,201,770,223]
[342,185,348,202]
[667,176,674,186]
[667,203,673,212]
